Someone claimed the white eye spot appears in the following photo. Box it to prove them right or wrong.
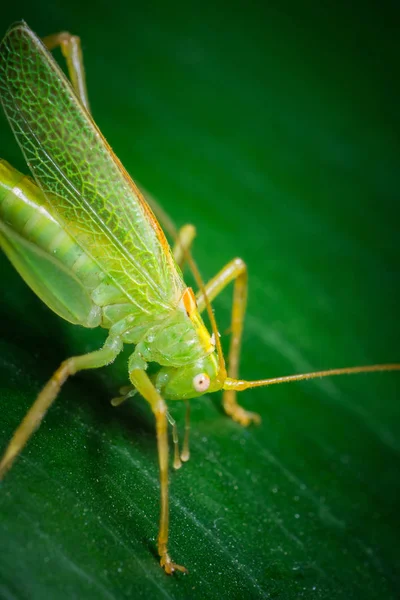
[192,373,210,393]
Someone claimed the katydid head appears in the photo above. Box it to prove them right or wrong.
[157,351,225,400]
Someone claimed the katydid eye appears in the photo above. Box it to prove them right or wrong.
[192,373,210,393]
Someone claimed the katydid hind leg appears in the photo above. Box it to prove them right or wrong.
[129,367,187,574]
[0,336,122,479]
[42,30,90,112]
[197,258,261,426]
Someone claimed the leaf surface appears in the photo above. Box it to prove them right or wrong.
[0,2,399,599]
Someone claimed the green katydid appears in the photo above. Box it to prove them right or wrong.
[0,21,399,575]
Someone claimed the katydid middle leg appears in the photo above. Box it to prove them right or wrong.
[197,258,261,426]
[0,336,122,478]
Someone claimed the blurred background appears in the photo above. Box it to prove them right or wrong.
[0,1,399,599]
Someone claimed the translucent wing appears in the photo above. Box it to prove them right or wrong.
[0,22,184,315]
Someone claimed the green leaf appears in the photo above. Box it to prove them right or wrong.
[1,2,399,599]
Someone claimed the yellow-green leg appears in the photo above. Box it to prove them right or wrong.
[42,31,90,112]
[197,258,261,426]
[172,224,196,268]
[129,368,187,575]
[0,336,122,479]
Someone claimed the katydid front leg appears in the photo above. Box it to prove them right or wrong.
[0,336,122,478]
[197,258,261,426]
[129,366,187,575]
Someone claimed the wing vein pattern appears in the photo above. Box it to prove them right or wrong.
[0,23,184,316]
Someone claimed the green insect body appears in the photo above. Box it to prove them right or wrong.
[0,21,218,396]
[1,22,399,575]
[0,159,218,391]
[0,22,230,574]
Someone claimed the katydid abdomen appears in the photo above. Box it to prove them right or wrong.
[0,159,154,332]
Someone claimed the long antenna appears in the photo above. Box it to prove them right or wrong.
[223,363,400,391]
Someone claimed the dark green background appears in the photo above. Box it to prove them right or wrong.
[0,1,399,598]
